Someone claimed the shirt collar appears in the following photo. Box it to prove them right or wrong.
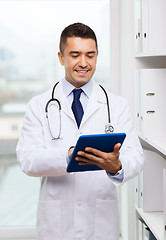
[62,78,93,98]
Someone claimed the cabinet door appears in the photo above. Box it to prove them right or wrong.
[148,0,166,53]
[135,0,142,52]
[137,69,166,147]
[140,69,157,142]
[141,0,148,52]
[135,0,166,54]
[143,150,166,212]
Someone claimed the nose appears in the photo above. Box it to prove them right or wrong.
[79,55,88,68]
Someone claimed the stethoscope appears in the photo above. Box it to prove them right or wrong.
[45,82,114,140]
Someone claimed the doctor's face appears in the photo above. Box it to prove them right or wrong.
[58,37,98,88]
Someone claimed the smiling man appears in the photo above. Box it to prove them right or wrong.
[58,29,98,88]
[16,23,144,240]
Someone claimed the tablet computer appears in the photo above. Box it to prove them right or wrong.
[66,133,126,172]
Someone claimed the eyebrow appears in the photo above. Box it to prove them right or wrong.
[69,51,79,55]
[87,51,96,54]
[69,51,97,55]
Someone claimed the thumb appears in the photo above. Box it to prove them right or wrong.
[113,143,121,153]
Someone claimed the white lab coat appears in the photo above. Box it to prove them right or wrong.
[16,80,144,240]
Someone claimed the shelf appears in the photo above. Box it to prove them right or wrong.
[135,56,166,69]
[136,53,166,58]
[136,206,165,240]
[138,134,166,159]
[0,227,36,239]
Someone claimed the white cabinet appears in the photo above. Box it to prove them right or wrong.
[135,0,166,55]
[135,150,166,239]
[134,0,166,239]
[119,0,166,239]
[136,69,166,153]
[136,150,166,212]
[136,206,164,240]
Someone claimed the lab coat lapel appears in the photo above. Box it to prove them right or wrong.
[81,83,106,127]
[61,97,74,120]
[55,81,74,121]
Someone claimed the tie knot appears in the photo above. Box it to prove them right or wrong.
[73,88,83,100]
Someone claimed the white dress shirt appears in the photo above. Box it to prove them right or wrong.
[62,77,93,110]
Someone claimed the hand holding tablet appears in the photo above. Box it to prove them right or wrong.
[67,133,126,172]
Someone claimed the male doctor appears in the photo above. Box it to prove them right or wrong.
[16,23,144,240]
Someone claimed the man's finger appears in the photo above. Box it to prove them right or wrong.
[113,143,121,153]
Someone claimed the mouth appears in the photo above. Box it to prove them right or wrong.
[75,69,90,74]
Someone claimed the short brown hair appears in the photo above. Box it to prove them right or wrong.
[59,22,98,54]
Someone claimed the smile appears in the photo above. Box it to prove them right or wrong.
[75,70,89,73]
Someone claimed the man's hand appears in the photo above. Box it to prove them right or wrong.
[75,143,122,174]
[68,146,74,159]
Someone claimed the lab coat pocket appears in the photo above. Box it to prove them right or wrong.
[95,199,119,240]
[37,200,61,240]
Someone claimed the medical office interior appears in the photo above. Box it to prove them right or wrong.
[0,0,166,239]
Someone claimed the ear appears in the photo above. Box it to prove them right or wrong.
[58,51,64,66]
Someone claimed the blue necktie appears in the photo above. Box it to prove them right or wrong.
[72,88,84,128]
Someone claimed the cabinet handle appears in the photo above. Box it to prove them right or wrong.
[136,33,141,39]
[146,93,155,96]
[146,111,155,114]
[144,33,147,38]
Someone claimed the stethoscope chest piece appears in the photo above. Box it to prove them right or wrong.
[105,123,114,134]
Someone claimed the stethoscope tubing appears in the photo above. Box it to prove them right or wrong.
[99,84,111,124]
[45,81,114,139]
[45,82,61,115]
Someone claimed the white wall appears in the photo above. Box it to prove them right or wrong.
[110,0,136,114]
[120,0,136,114]
[110,0,137,239]
[119,1,137,239]
[109,0,121,95]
